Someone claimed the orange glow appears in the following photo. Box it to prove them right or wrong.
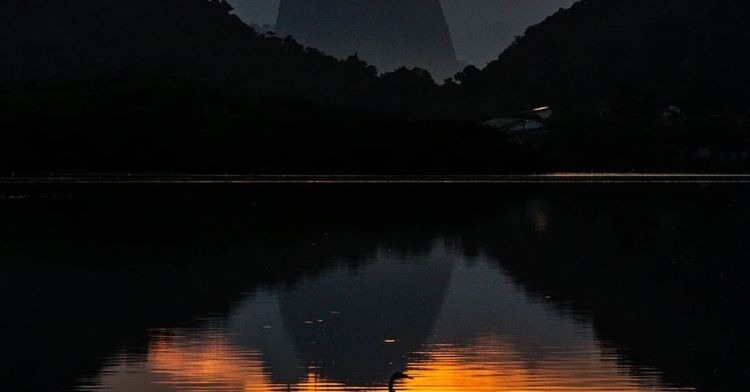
[403,337,667,391]
[146,334,357,391]
[126,333,689,392]
[148,335,273,391]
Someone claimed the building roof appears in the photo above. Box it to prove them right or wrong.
[483,118,526,129]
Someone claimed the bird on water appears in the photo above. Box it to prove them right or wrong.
[388,372,413,392]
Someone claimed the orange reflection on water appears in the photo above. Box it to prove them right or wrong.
[148,334,274,391]
[147,333,356,392]
[404,336,675,392]
[138,332,688,392]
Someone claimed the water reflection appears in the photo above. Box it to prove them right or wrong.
[4,185,747,391]
[82,243,691,391]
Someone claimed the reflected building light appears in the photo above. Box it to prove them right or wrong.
[526,201,549,232]
[534,209,549,232]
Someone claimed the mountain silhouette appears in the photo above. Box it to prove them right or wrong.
[455,0,750,113]
[0,0,382,100]
[3,0,749,173]
[276,0,460,79]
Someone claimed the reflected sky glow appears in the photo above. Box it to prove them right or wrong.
[81,243,694,392]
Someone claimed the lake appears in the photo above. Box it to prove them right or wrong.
[1,183,747,391]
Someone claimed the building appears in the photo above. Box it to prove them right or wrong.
[482,106,552,138]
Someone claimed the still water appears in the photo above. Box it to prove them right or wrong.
[80,244,687,392]
[1,184,747,391]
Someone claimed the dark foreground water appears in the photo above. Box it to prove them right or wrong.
[1,184,748,391]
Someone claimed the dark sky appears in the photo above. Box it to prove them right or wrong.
[228,0,576,67]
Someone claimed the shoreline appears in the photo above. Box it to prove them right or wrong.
[3,173,750,184]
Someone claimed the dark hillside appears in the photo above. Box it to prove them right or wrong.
[0,0,381,102]
[2,1,521,174]
[3,0,749,173]
[455,0,750,114]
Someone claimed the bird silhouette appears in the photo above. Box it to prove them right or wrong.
[388,372,413,392]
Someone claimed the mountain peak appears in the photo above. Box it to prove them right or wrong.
[276,0,459,79]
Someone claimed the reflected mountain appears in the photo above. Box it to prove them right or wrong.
[227,291,303,387]
[2,185,749,391]
[459,185,750,391]
[84,235,681,392]
[277,245,453,386]
[428,255,587,362]
[224,245,454,388]
[0,186,454,390]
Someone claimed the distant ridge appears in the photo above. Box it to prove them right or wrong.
[276,0,460,79]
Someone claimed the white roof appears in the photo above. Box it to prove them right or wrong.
[531,106,553,120]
